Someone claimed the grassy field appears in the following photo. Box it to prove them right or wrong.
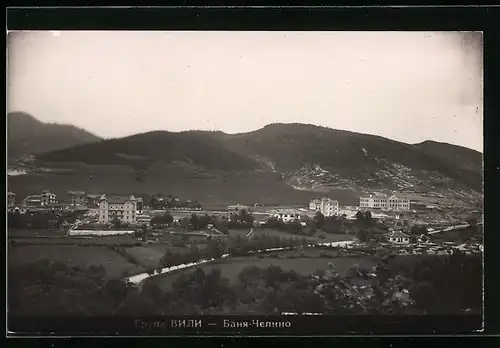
[126,244,207,268]
[8,244,144,278]
[8,235,140,246]
[126,246,166,268]
[8,228,68,238]
[151,256,376,291]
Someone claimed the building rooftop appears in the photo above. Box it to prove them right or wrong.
[386,231,410,239]
[25,194,42,200]
[103,195,137,204]
[269,208,302,215]
[361,193,409,200]
[227,204,249,210]
[68,190,86,195]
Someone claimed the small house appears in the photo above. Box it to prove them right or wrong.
[386,231,411,245]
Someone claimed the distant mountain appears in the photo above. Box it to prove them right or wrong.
[38,130,257,172]
[7,112,102,160]
[15,122,482,205]
[212,124,482,193]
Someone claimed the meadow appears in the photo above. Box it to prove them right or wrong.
[8,244,144,278]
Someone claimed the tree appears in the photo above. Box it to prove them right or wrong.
[410,225,427,236]
[313,211,325,229]
[110,217,122,229]
[355,211,365,223]
[190,214,199,230]
[198,214,210,230]
[189,244,202,261]
[162,212,174,224]
[364,211,373,224]
[356,229,369,243]
[179,217,190,231]
[265,217,282,229]
[465,215,479,227]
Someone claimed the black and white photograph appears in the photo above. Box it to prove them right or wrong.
[7,30,484,334]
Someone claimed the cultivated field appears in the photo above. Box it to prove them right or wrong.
[126,244,207,268]
[8,245,144,278]
[150,256,376,291]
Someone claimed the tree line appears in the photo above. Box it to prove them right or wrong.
[9,251,482,316]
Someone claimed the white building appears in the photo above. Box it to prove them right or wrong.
[272,209,301,223]
[359,193,410,211]
[41,190,57,206]
[98,195,137,224]
[309,198,339,217]
[309,199,321,211]
[386,231,411,245]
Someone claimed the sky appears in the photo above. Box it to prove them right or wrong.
[7,31,483,152]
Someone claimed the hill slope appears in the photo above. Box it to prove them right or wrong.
[11,123,482,205]
[38,130,257,171]
[7,112,102,160]
[212,124,482,194]
[412,140,482,173]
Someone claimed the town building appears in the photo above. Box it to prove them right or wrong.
[227,204,250,219]
[68,191,86,205]
[359,193,410,211]
[8,192,16,207]
[8,206,28,215]
[136,211,152,226]
[23,194,42,207]
[386,231,411,245]
[41,190,57,205]
[271,209,301,223]
[309,198,339,217]
[309,199,321,211]
[98,195,137,224]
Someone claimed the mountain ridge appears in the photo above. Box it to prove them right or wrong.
[19,122,481,203]
[7,111,102,160]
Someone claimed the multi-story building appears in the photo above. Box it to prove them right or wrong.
[359,193,410,211]
[41,190,57,205]
[98,195,137,224]
[68,191,86,205]
[309,199,321,211]
[8,192,16,207]
[309,198,339,217]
